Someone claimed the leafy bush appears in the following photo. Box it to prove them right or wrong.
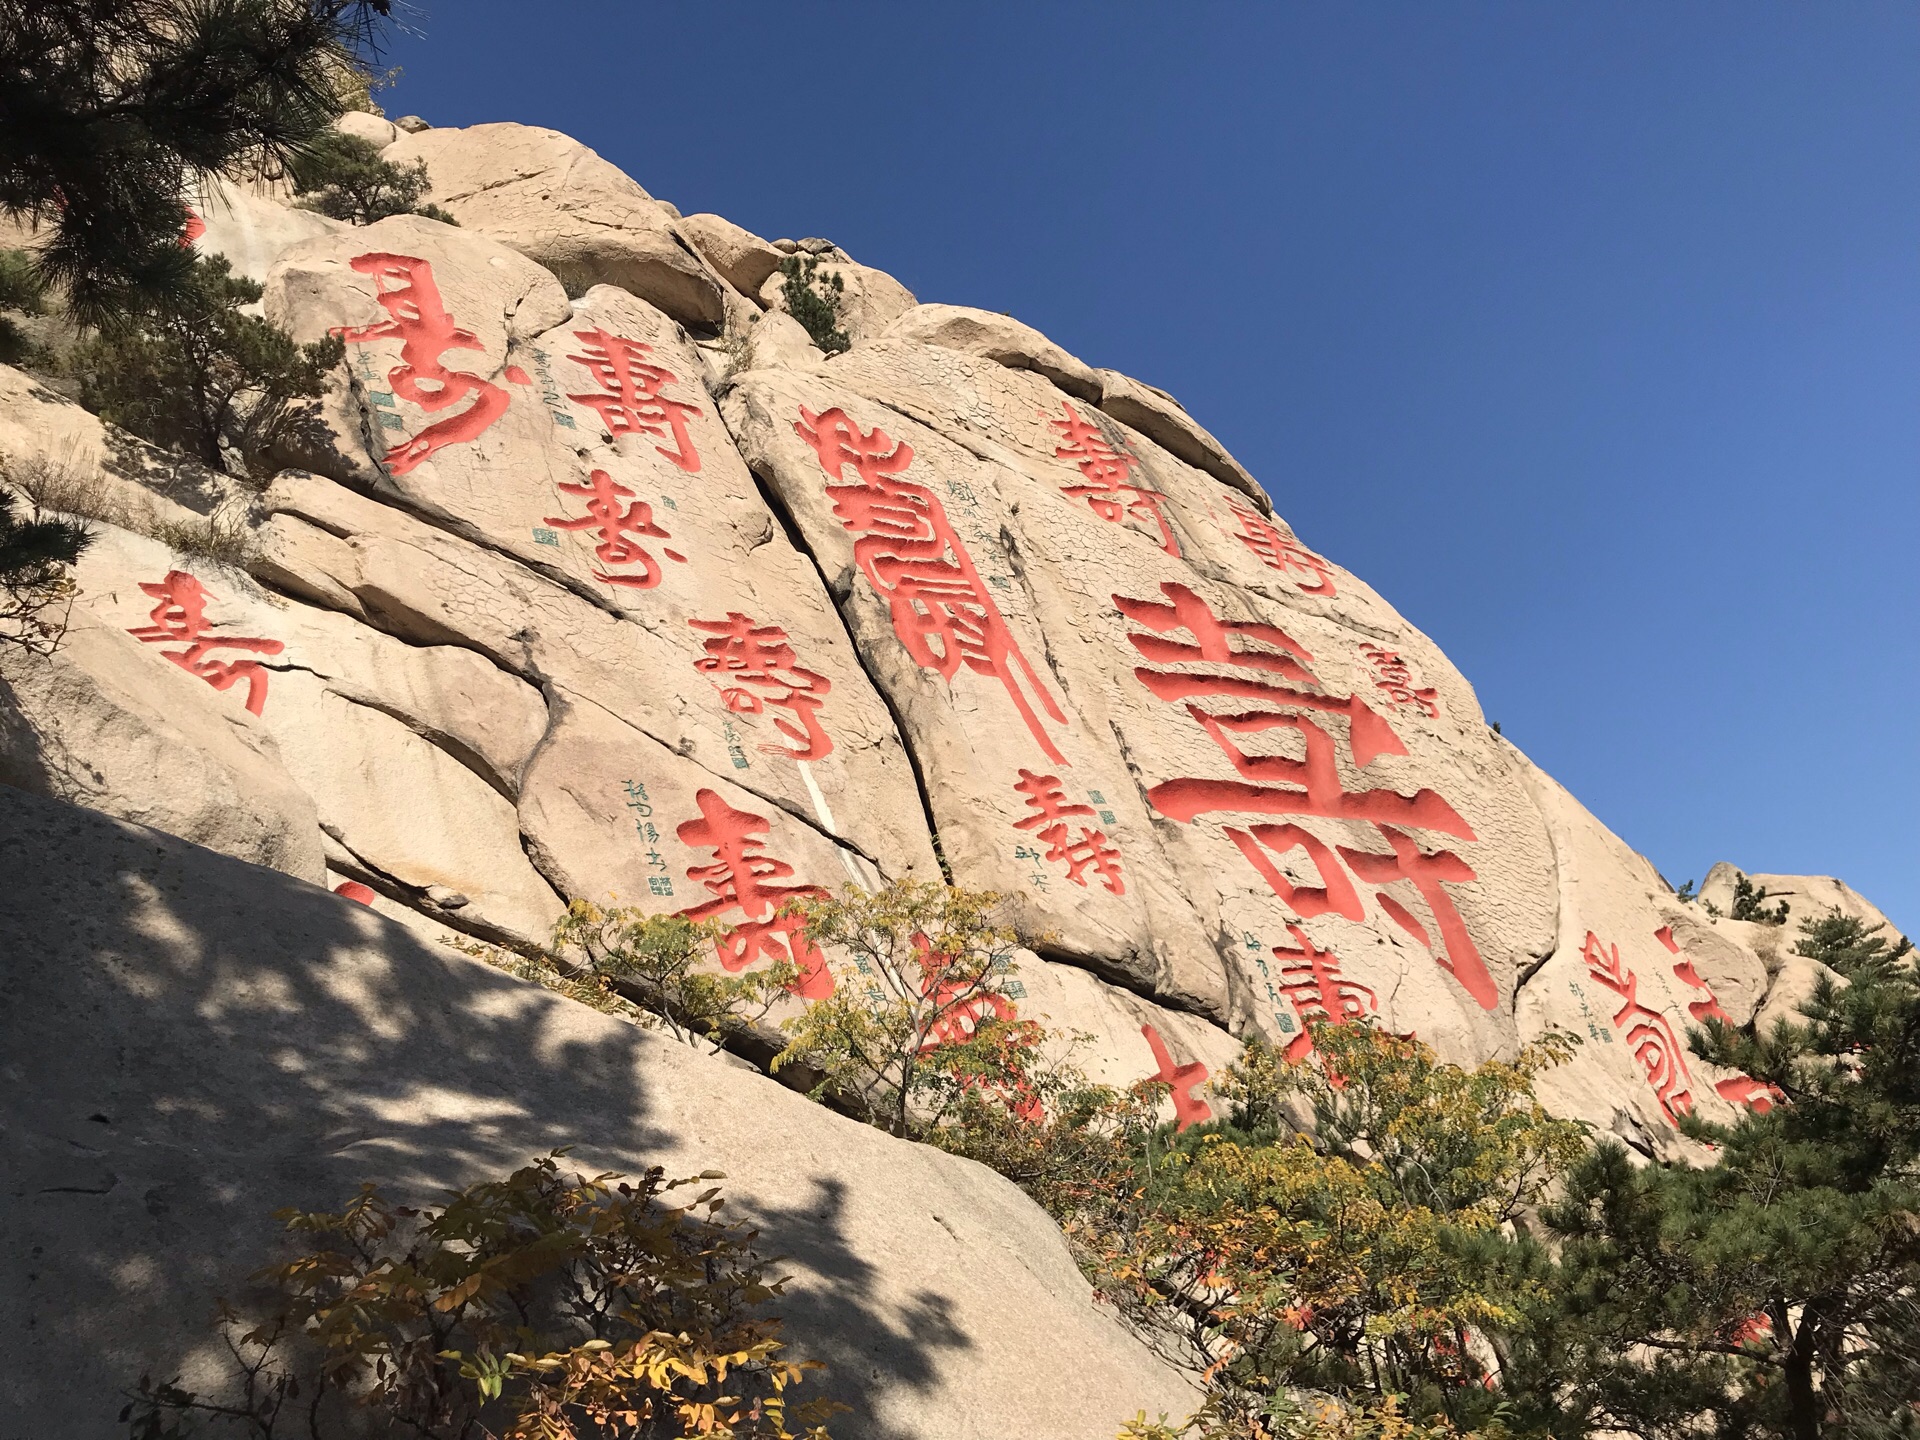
[776,256,848,355]
[1080,1028,1582,1431]
[290,131,457,226]
[123,1153,842,1440]
[552,900,794,1054]
[774,880,1050,1138]
[71,254,342,479]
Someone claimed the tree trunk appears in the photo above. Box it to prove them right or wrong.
[1784,1307,1821,1440]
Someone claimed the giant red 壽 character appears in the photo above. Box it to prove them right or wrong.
[333,253,512,475]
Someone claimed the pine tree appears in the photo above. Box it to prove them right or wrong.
[0,486,91,654]
[71,253,343,478]
[289,130,457,226]
[1517,910,1920,1440]
[778,254,850,354]
[0,0,392,325]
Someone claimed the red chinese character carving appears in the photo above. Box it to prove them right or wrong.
[1271,924,1379,1062]
[1142,1023,1212,1132]
[1654,924,1735,1025]
[1050,401,1178,556]
[1714,1075,1784,1115]
[1583,931,1694,1127]
[1359,642,1439,718]
[1339,826,1493,1012]
[1224,823,1366,922]
[1225,496,1336,596]
[1115,583,1471,834]
[1012,769,1125,894]
[689,613,833,760]
[675,788,832,999]
[797,405,1068,763]
[1116,581,1492,1010]
[567,328,703,473]
[545,469,686,589]
[332,253,510,475]
[126,570,283,715]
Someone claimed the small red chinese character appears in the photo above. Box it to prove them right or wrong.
[689,613,833,760]
[1142,1023,1212,1132]
[1271,924,1379,1062]
[332,253,511,476]
[567,328,703,473]
[1225,496,1336,596]
[1050,401,1179,556]
[1359,642,1439,719]
[798,405,1069,764]
[1012,769,1125,894]
[545,469,686,589]
[675,788,832,998]
[1584,931,1694,1127]
[126,570,283,716]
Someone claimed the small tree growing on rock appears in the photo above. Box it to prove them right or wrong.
[552,899,796,1055]
[776,255,848,355]
[71,254,342,479]
[289,131,457,226]
[773,880,1047,1138]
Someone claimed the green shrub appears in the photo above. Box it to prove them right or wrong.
[71,254,342,479]
[777,255,849,355]
[0,484,91,654]
[289,131,457,226]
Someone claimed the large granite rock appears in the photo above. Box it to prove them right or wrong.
[725,355,1559,1064]
[0,787,1198,1439]
[383,122,729,332]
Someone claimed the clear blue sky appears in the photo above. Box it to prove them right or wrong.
[378,3,1918,935]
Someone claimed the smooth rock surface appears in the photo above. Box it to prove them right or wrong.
[883,303,1103,401]
[0,787,1198,1440]
[384,122,728,332]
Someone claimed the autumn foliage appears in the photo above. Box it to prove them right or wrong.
[123,1154,841,1440]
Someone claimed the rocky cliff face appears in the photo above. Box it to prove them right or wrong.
[0,117,1902,1163]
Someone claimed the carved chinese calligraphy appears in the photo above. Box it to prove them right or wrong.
[1359,643,1439,719]
[1582,931,1694,1126]
[689,614,833,761]
[1224,496,1336,596]
[567,327,703,473]
[333,253,511,475]
[1653,925,1735,1025]
[544,470,686,589]
[1271,924,1380,1063]
[1012,769,1125,894]
[1652,925,1782,1114]
[1115,580,1494,1010]
[675,788,832,999]
[1142,1023,1212,1131]
[1050,401,1178,556]
[127,570,283,715]
[796,405,1068,764]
